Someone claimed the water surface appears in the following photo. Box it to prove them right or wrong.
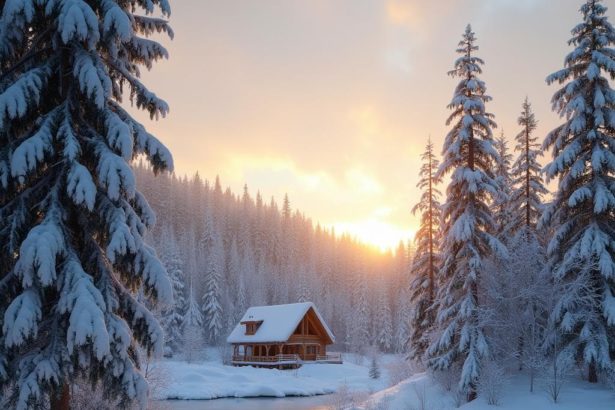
[164,395,331,410]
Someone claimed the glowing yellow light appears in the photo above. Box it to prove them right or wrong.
[332,219,414,252]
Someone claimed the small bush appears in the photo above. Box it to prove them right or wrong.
[386,359,418,386]
[430,364,460,392]
[477,360,507,406]
[329,382,368,410]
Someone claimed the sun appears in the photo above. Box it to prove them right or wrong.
[332,219,415,252]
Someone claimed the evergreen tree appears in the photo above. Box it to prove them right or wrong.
[369,356,381,379]
[0,2,174,408]
[351,270,370,354]
[376,288,393,352]
[296,265,311,303]
[183,280,203,363]
[160,229,187,356]
[408,139,441,361]
[509,98,547,235]
[427,25,504,400]
[541,0,615,383]
[394,287,412,354]
[493,131,514,238]
[202,233,224,344]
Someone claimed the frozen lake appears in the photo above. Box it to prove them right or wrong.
[164,395,331,410]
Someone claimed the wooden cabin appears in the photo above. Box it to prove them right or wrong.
[227,302,342,368]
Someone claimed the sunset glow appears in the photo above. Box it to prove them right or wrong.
[133,0,585,250]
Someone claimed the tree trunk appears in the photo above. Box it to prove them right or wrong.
[588,360,598,383]
[50,383,70,410]
[467,384,477,402]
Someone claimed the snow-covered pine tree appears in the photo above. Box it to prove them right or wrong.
[493,131,514,239]
[351,270,370,355]
[202,232,224,345]
[296,265,311,303]
[408,139,441,361]
[394,288,411,354]
[541,0,615,383]
[228,239,246,324]
[159,227,186,356]
[369,355,381,379]
[501,97,547,373]
[183,278,203,363]
[509,97,547,236]
[0,2,174,408]
[427,25,504,401]
[376,287,393,352]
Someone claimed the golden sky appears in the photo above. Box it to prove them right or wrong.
[133,0,596,250]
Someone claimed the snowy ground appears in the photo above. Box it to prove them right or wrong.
[363,372,615,410]
[154,351,393,401]
[152,350,614,409]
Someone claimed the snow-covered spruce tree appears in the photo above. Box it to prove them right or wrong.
[493,131,514,239]
[408,139,441,361]
[0,1,174,409]
[509,97,547,235]
[202,233,223,345]
[183,280,203,363]
[351,270,370,355]
[159,229,186,356]
[541,0,615,383]
[369,355,381,379]
[427,25,505,401]
[375,287,393,352]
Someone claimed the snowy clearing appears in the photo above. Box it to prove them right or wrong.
[154,353,393,401]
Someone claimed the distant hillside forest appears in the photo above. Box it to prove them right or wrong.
[135,162,413,355]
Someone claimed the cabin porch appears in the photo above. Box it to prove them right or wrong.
[231,343,342,368]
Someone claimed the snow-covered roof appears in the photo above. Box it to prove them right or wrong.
[226,302,335,344]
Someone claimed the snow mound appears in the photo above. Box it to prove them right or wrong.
[156,361,336,400]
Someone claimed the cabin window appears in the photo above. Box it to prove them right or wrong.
[306,345,319,355]
[244,321,262,335]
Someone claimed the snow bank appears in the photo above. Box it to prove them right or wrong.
[155,357,389,400]
[362,372,615,410]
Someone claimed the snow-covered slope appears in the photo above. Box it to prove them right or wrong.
[362,373,614,410]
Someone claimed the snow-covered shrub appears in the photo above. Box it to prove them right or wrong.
[143,359,170,406]
[386,359,418,386]
[329,382,368,410]
[542,349,574,404]
[477,360,507,406]
[430,364,460,392]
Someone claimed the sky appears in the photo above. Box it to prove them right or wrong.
[133,0,610,251]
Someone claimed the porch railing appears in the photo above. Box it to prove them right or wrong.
[316,353,343,363]
[231,354,300,363]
